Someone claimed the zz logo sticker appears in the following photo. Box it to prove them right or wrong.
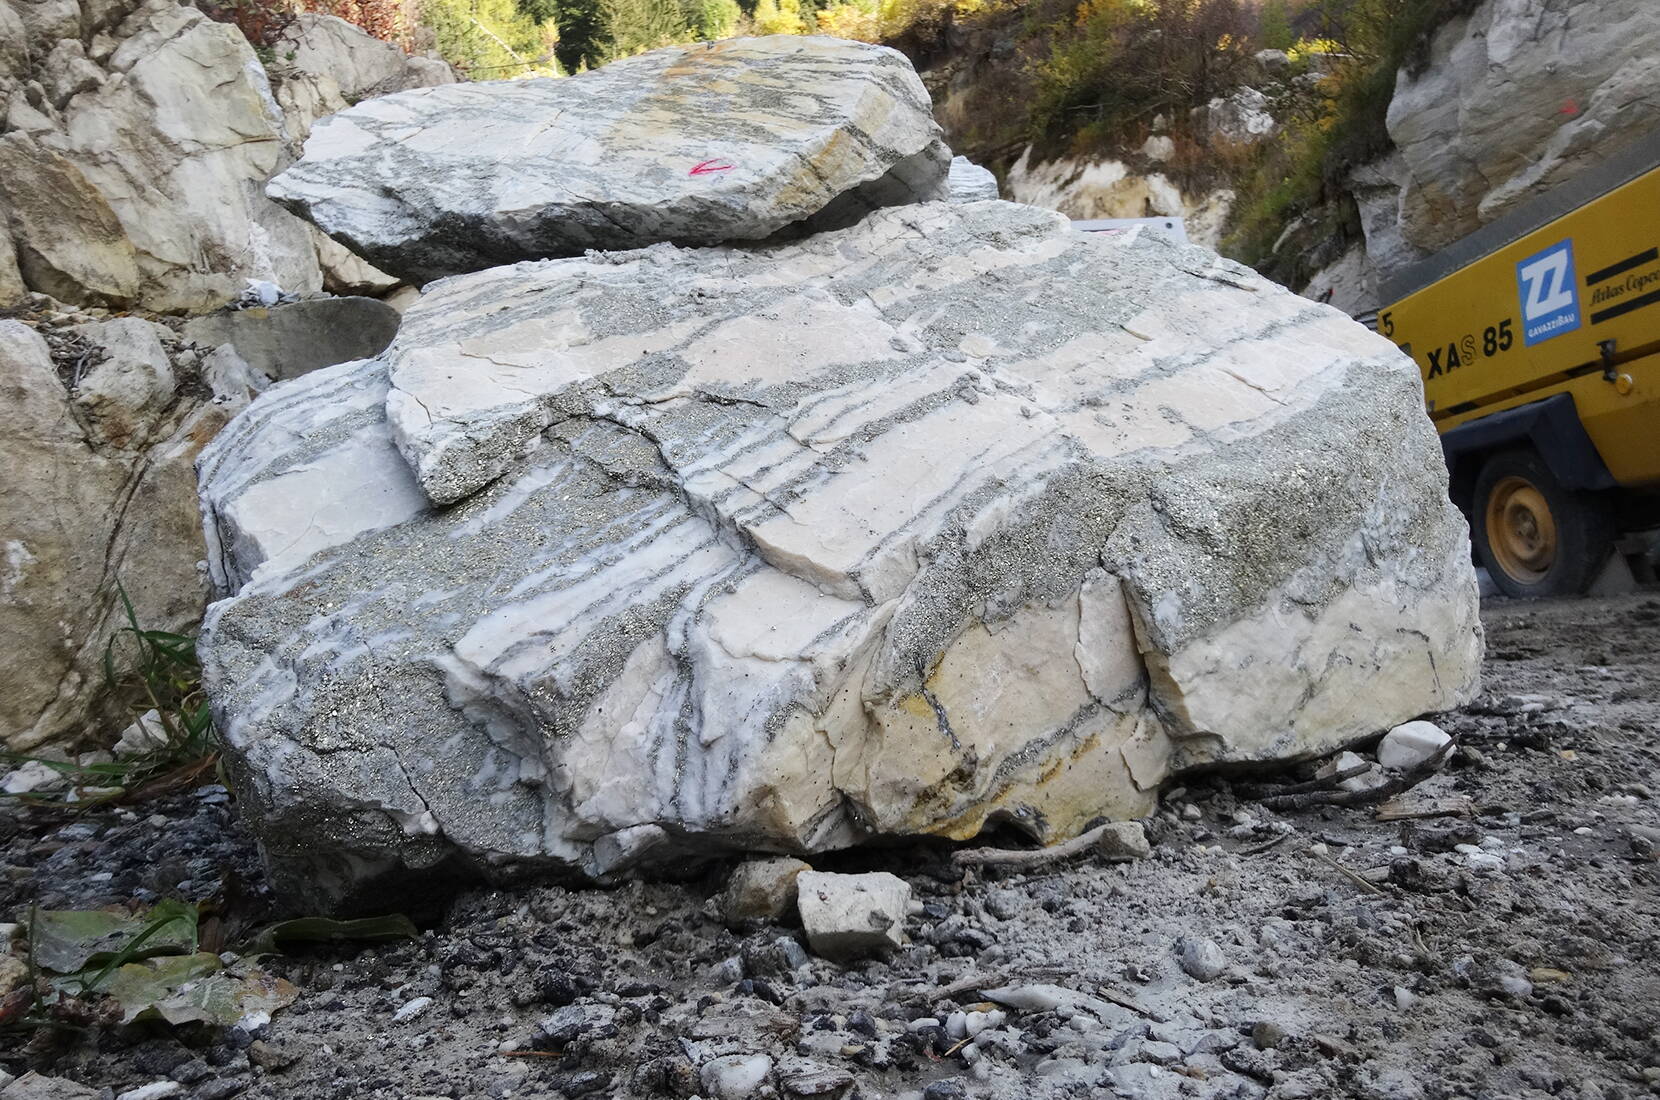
[1515,239,1581,346]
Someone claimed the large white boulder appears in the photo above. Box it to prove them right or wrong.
[0,1,451,313]
[267,36,951,284]
[197,201,1481,913]
[0,0,321,312]
[0,319,263,752]
[947,156,999,202]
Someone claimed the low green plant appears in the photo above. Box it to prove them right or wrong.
[1028,0,1255,161]
[102,584,214,765]
[419,0,558,76]
[0,902,415,1035]
[1,584,217,810]
[1223,0,1483,276]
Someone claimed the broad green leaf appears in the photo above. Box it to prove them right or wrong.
[242,914,417,956]
[30,900,198,973]
[99,952,223,1022]
[102,954,297,1026]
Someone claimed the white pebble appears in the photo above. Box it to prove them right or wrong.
[700,1053,773,1100]
[1377,720,1453,770]
[393,996,432,1023]
[117,1084,183,1100]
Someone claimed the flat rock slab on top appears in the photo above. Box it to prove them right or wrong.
[267,36,951,283]
[197,201,1481,914]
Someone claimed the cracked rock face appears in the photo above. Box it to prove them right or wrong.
[197,201,1481,913]
[266,35,951,284]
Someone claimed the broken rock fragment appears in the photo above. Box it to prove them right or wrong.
[197,200,1481,913]
[1178,936,1227,982]
[719,858,812,926]
[795,871,911,961]
[1377,720,1454,770]
[1093,821,1151,862]
[947,156,999,202]
[268,36,951,283]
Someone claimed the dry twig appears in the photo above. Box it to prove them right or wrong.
[1255,740,1457,811]
[952,823,1110,868]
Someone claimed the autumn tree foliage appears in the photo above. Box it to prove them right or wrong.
[305,0,412,46]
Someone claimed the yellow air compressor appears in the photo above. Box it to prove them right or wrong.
[1379,129,1660,596]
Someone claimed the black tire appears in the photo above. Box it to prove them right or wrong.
[1471,448,1614,598]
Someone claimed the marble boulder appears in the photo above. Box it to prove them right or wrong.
[197,201,1481,913]
[947,156,999,202]
[266,36,951,284]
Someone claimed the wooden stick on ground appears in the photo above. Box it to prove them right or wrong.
[951,822,1111,869]
[1257,740,1458,812]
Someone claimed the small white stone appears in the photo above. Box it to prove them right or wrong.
[1317,750,1369,778]
[1393,985,1416,1010]
[392,996,432,1023]
[946,1010,969,1039]
[1178,937,1227,981]
[117,1084,184,1100]
[114,709,170,758]
[1139,1040,1183,1065]
[1094,820,1152,861]
[1377,720,1453,770]
[796,871,911,961]
[699,1053,773,1100]
[2,760,62,795]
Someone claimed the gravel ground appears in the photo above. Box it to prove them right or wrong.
[2,593,1658,1100]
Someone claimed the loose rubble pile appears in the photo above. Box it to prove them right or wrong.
[196,36,1481,914]
[2,594,1657,1100]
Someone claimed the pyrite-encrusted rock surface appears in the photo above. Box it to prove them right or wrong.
[266,36,952,284]
[198,201,1481,913]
